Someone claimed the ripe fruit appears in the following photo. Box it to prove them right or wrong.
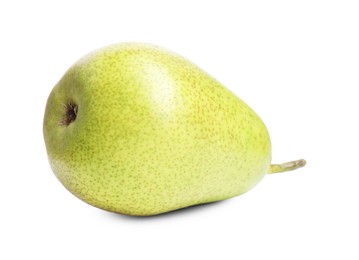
[43,43,305,216]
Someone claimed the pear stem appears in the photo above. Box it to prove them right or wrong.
[269,159,306,174]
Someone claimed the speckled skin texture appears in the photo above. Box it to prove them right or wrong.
[43,43,271,216]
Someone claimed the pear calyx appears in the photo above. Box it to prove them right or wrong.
[58,102,78,126]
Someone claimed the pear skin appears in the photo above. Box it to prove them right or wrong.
[43,43,305,216]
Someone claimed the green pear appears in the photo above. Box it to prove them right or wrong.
[43,43,305,216]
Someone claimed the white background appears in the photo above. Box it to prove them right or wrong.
[1,0,358,259]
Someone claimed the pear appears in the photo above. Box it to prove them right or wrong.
[43,43,305,216]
